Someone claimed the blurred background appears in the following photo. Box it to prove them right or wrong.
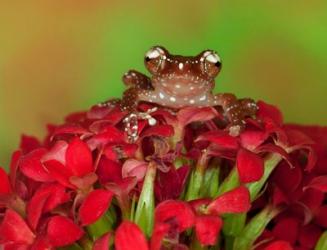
[0,0,326,167]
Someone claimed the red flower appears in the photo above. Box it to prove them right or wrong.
[115,221,149,250]
[0,95,325,250]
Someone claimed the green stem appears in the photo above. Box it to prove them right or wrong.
[134,162,156,236]
[87,211,114,240]
[233,206,280,250]
[315,231,327,250]
[247,153,282,201]
[185,150,209,201]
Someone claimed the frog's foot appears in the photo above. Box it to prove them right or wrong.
[97,98,121,108]
[238,98,258,117]
[123,107,158,142]
[213,93,258,136]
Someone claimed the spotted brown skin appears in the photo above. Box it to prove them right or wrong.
[106,46,258,134]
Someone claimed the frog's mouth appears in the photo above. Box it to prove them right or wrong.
[153,75,213,98]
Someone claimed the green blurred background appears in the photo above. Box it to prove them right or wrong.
[0,0,326,167]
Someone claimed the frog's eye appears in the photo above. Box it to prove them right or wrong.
[200,50,222,78]
[144,46,166,74]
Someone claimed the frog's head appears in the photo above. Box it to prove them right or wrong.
[144,46,222,97]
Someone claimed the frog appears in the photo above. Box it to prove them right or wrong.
[102,46,258,136]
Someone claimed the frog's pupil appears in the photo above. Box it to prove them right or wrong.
[145,56,151,62]
[215,61,221,67]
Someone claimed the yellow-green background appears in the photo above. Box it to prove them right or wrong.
[0,1,326,167]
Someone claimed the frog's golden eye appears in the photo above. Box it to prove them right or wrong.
[144,46,166,74]
[201,50,222,78]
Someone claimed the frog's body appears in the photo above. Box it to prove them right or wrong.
[104,46,258,135]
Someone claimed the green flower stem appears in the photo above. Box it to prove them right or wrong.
[217,168,240,196]
[218,153,282,198]
[220,153,282,240]
[222,213,246,237]
[185,150,209,201]
[87,211,115,240]
[233,206,280,250]
[78,236,93,250]
[58,244,84,250]
[315,231,327,250]
[134,162,156,236]
[247,153,282,201]
[202,166,220,198]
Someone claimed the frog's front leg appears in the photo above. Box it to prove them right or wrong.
[119,70,154,112]
[213,93,258,136]
[122,70,153,91]
[98,70,153,110]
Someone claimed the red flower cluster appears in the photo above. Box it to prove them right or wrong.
[0,100,325,250]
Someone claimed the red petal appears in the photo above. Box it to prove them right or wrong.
[96,158,122,185]
[65,111,87,123]
[122,159,148,182]
[272,217,299,244]
[27,189,51,231]
[256,144,293,168]
[19,149,54,182]
[236,148,264,183]
[272,162,302,195]
[155,200,195,233]
[43,184,70,212]
[298,224,321,248]
[47,216,84,247]
[30,238,52,250]
[196,130,239,149]
[290,145,317,171]
[301,188,324,212]
[105,177,137,197]
[305,175,327,192]
[20,135,41,154]
[150,223,169,250]
[41,140,68,165]
[257,101,283,126]
[154,165,190,202]
[0,209,35,244]
[0,167,11,194]
[43,160,74,188]
[87,127,125,150]
[52,124,89,137]
[3,243,30,250]
[115,221,149,250]
[272,186,289,206]
[315,205,327,227]
[79,189,113,226]
[9,150,21,188]
[207,186,250,215]
[141,124,174,138]
[92,232,111,250]
[177,107,218,127]
[240,130,268,151]
[66,137,94,177]
[284,127,315,147]
[195,215,223,246]
[264,240,293,250]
